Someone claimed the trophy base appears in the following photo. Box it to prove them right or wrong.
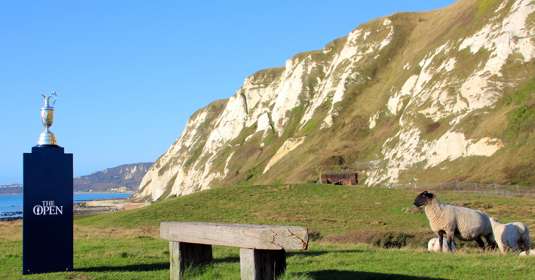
[37,131,57,146]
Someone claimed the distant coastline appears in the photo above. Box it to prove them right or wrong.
[0,192,134,221]
[0,161,152,194]
[75,191,134,194]
[0,187,135,195]
[0,185,22,195]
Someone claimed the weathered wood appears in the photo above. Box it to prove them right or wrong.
[169,241,213,280]
[169,242,180,280]
[161,222,308,250]
[162,222,306,280]
[240,248,286,280]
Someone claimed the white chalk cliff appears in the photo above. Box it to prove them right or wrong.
[137,0,535,201]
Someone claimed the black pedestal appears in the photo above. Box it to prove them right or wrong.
[23,145,73,274]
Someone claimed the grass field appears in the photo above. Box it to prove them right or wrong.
[2,184,535,279]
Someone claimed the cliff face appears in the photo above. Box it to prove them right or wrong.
[0,163,152,193]
[137,0,535,201]
[74,163,152,192]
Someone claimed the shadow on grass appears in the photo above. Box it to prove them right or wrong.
[76,256,240,273]
[76,262,168,272]
[288,249,366,258]
[308,270,448,280]
[213,256,240,264]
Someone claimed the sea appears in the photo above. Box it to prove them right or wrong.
[0,192,131,220]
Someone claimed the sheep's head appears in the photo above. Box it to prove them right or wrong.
[414,191,434,207]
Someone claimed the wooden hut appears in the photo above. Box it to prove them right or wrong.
[320,172,358,185]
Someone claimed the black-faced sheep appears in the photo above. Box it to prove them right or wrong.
[489,217,531,254]
[413,191,496,252]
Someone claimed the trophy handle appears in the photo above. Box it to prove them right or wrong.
[50,92,58,106]
[41,92,58,108]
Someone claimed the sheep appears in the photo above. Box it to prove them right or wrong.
[413,191,496,252]
[519,250,535,256]
[489,217,531,254]
[428,237,456,252]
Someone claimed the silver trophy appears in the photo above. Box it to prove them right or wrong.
[37,92,58,146]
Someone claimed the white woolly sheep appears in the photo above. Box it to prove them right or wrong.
[489,217,531,254]
[519,249,535,256]
[414,191,496,252]
[428,237,456,252]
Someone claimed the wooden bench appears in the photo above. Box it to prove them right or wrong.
[160,222,309,280]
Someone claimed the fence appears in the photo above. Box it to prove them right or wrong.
[392,181,535,197]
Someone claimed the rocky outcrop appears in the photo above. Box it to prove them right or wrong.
[74,163,152,192]
[1,163,152,193]
[137,0,535,200]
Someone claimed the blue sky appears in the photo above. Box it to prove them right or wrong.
[0,0,454,184]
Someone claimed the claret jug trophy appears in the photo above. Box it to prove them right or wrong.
[37,92,58,146]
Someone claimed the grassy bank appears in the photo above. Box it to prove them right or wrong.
[2,184,535,279]
[78,184,535,246]
[2,236,534,280]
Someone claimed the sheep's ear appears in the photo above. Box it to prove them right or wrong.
[425,192,434,199]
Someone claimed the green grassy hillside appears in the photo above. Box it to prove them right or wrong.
[3,239,535,280]
[79,184,535,247]
[3,184,535,279]
[81,184,428,239]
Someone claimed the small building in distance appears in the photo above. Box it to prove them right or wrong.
[320,172,358,185]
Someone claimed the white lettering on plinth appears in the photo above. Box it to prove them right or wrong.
[32,200,64,216]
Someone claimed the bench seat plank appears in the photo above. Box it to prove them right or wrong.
[161,222,308,250]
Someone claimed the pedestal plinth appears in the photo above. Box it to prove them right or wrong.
[23,145,73,274]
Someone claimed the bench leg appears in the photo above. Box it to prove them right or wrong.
[240,248,286,280]
[169,241,213,280]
